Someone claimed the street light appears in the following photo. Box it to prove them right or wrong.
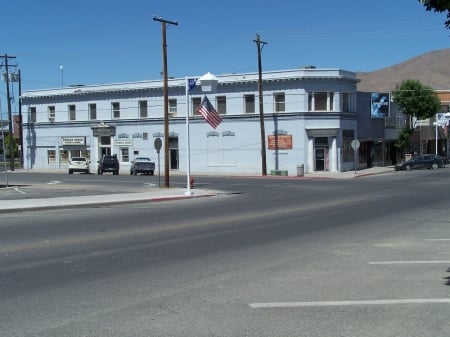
[184,72,218,196]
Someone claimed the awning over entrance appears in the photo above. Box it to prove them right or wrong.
[306,128,339,137]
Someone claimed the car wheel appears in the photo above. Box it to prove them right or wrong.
[69,170,73,174]
[405,165,411,171]
[130,170,133,175]
[432,163,438,170]
[134,170,137,176]
[150,171,154,176]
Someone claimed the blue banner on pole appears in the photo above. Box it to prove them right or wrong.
[188,78,197,91]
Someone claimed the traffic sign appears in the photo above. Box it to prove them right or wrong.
[351,139,360,150]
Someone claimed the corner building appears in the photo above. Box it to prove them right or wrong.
[21,68,359,175]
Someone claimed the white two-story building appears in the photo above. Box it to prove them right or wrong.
[20,67,360,176]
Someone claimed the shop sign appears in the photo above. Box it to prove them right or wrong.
[92,126,116,137]
[115,139,132,146]
[268,135,293,150]
[61,136,85,146]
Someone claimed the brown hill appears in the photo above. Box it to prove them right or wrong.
[356,48,450,92]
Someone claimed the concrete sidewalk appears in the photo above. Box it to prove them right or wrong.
[0,188,219,213]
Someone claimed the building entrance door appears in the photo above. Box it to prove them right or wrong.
[169,136,179,170]
[315,148,325,171]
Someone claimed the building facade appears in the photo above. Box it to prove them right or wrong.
[20,68,361,176]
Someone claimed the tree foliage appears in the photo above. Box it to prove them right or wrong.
[3,135,18,158]
[395,128,414,149]
[419,0,450,28]
[392,79,441,122]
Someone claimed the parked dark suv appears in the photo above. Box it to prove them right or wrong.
[97,155,119,175]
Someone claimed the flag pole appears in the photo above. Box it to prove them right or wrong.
[185,76,193,196]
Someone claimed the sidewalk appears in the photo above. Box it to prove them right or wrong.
[0,166,395,213]
[0,188,219,213]
[303,165,395,179]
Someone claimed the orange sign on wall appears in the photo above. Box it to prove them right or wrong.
[268,135,293,150]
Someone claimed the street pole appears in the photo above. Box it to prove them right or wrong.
[153,16,178,188]
[2,54,17,171]
[254,34,267,176]
[185,77,192,196]
[18,69,23,168]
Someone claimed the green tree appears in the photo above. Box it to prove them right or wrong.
[419,0,450,28]
[3,135,18,159]
[392,79,441,150]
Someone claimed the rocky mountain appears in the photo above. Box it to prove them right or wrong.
[356,48,450,92]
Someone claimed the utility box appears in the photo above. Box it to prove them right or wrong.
[297,164,304,176]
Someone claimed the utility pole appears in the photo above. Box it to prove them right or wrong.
[18,69,23,168]
[153,16,178,188]
[1,54,17,171]
[254,34,267,176]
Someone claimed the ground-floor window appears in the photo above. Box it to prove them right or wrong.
[120,147,129,162]
[60,150,69,165]
[48,150,56,165]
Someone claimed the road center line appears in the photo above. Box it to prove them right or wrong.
[368,261,450,265]
[249,298,450,309]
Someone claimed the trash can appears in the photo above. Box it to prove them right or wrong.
[297,164,304,176]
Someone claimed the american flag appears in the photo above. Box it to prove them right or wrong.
[197,95,222,129]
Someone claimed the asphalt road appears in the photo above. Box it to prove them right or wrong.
[1,170,450,336]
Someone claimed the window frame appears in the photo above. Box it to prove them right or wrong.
[48,106,55,122]
[89,103,97,120]
[216,96,226,114]
[30,106,37,123]
[244,94,255,114]
[139,100,148,118]
[68,104,76,121]
[274,93,285,113]
[169,99,177,117]
[112,102,120,119]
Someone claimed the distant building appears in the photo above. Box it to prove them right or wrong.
[21,68,363,175]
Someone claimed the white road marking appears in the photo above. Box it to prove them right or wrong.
[14,187,26,194]
[249,298,450,309]
[368,261,450,265]
[424,239,450,241]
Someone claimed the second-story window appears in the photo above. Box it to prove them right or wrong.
[169,99,177,117]
[274,93,285,113]
[89,103,97,120]
[308,92,334,111]
[48,106,55,122]
[112,102,120,119]
[342,93,350,112]
[68,104,76,121]
[244,95,255,113]
[192,97,202,115]
[139,100,148,118]
[216,96,226,114]
[30,107,37,123]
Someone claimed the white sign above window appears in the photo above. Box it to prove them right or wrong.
[61,136,86,145]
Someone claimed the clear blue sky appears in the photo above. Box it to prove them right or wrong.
[1,0,449,92]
